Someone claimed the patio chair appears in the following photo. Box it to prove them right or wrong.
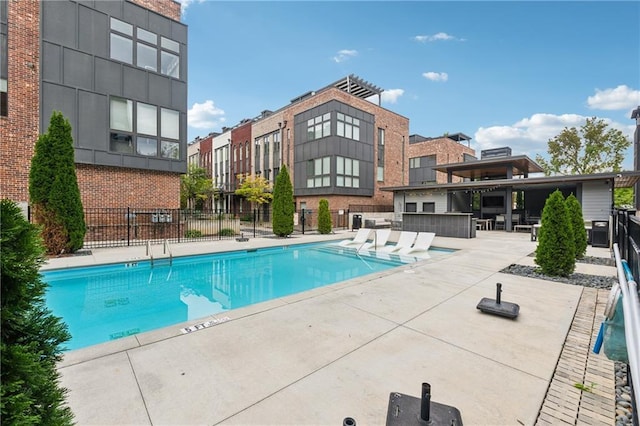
[495,215,505,230]
[379,231,417,253]
[337,228,372,247]
[360,229,392,250]
[398,232,436,255]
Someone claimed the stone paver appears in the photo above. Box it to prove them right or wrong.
[535,287,616,426]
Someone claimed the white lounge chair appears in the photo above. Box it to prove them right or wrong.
[360,229,392,250]
[337,228,372,247]
[398,232,435,255]
[378,231,417,253]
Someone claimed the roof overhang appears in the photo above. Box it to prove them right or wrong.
[382,171,640,192]
[433,155,544,179]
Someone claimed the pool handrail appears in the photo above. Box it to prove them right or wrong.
[163,239,173,266]
[146,240,154,267]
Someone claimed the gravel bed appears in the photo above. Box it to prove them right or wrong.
[500,257,634,425]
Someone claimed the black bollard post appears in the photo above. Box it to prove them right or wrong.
[496,282,502,304]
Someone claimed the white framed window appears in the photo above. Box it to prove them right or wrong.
[307,113,331,141]
[337,113,360,141]
[110,97,133,131]
[137,103,157,136]
[109,96,180,159]
[109,19,181,79]
[336,156,360,188]
[161,108,179,139]
[306,156,330,188]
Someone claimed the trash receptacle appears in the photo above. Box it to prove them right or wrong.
[591,220,609,247]
[352,214,362,230]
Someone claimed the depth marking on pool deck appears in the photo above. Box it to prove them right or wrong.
[180,316,231,334]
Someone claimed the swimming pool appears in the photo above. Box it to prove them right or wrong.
[43,242,453,350]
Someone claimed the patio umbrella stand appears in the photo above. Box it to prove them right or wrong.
[385,383,463,426]
[476,282,520,319]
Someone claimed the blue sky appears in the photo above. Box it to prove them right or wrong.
[179,1,640,169]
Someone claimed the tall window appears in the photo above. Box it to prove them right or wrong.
[263,135,270,171]
[306,156,330,188]
[337,113,360,141]
[0,0,7,117]
[110,18,180,79]
[110,18,133,64]
[109,96,180,159]
[254,138,261,174]
[336,156,360,188]
[377,128,385,181]
[273,130,281,168]
[307,113,331,140]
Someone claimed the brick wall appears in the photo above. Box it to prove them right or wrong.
[0,0,40,205]
[130,0,181,21]
[408,138,475,183]
[77,164,180,209]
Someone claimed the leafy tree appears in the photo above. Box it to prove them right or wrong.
[614,187,634,208]
[1,199,74,425]
[271,165,294,237]
[317,199,332,234]
[235,173,273,209]
[535,190,576,277]
[566,194,588,259]
[535,117,631,176]
[180,164,214,209]
[29,111,86,254]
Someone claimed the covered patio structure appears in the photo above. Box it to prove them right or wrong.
[383,154,640,235]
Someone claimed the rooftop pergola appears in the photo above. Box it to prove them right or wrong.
[326,74,383,105]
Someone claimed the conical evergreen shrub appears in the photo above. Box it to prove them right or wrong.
[317,199,332,234]
[566,193,588,259]
[29,111,86,253]
[272,165,294,237]
[535,189,576,276]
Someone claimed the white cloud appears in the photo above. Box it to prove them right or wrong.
[332,49,358,63]
[381,89,404,104]
[414,32,462,42]
[587,85,640,111]
[422,72,448,82]
[188,100,226,130]
[176,0,205,16]
[473,113,634,165]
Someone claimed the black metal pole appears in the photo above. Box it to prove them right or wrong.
[253,208,257,238]
[496,282,502,304]
[420,383,431,422]
[127,207,130,246]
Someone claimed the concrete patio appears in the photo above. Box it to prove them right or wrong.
[45,230,617,425]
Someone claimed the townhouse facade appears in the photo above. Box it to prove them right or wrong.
[0,0,188,212]
[189,75,483,216]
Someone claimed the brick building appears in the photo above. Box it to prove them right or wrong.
[0,0,187,212]
[190,75,479,217]
[408,133,476,185]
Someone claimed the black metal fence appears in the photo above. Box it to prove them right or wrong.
[614,209,640,278]
[64,207,351,249]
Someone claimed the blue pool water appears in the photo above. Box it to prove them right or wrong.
[43,242,452,350]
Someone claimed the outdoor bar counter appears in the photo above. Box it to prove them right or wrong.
[402,212,476,239]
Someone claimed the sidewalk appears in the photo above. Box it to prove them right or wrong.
[51,231,618,425]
